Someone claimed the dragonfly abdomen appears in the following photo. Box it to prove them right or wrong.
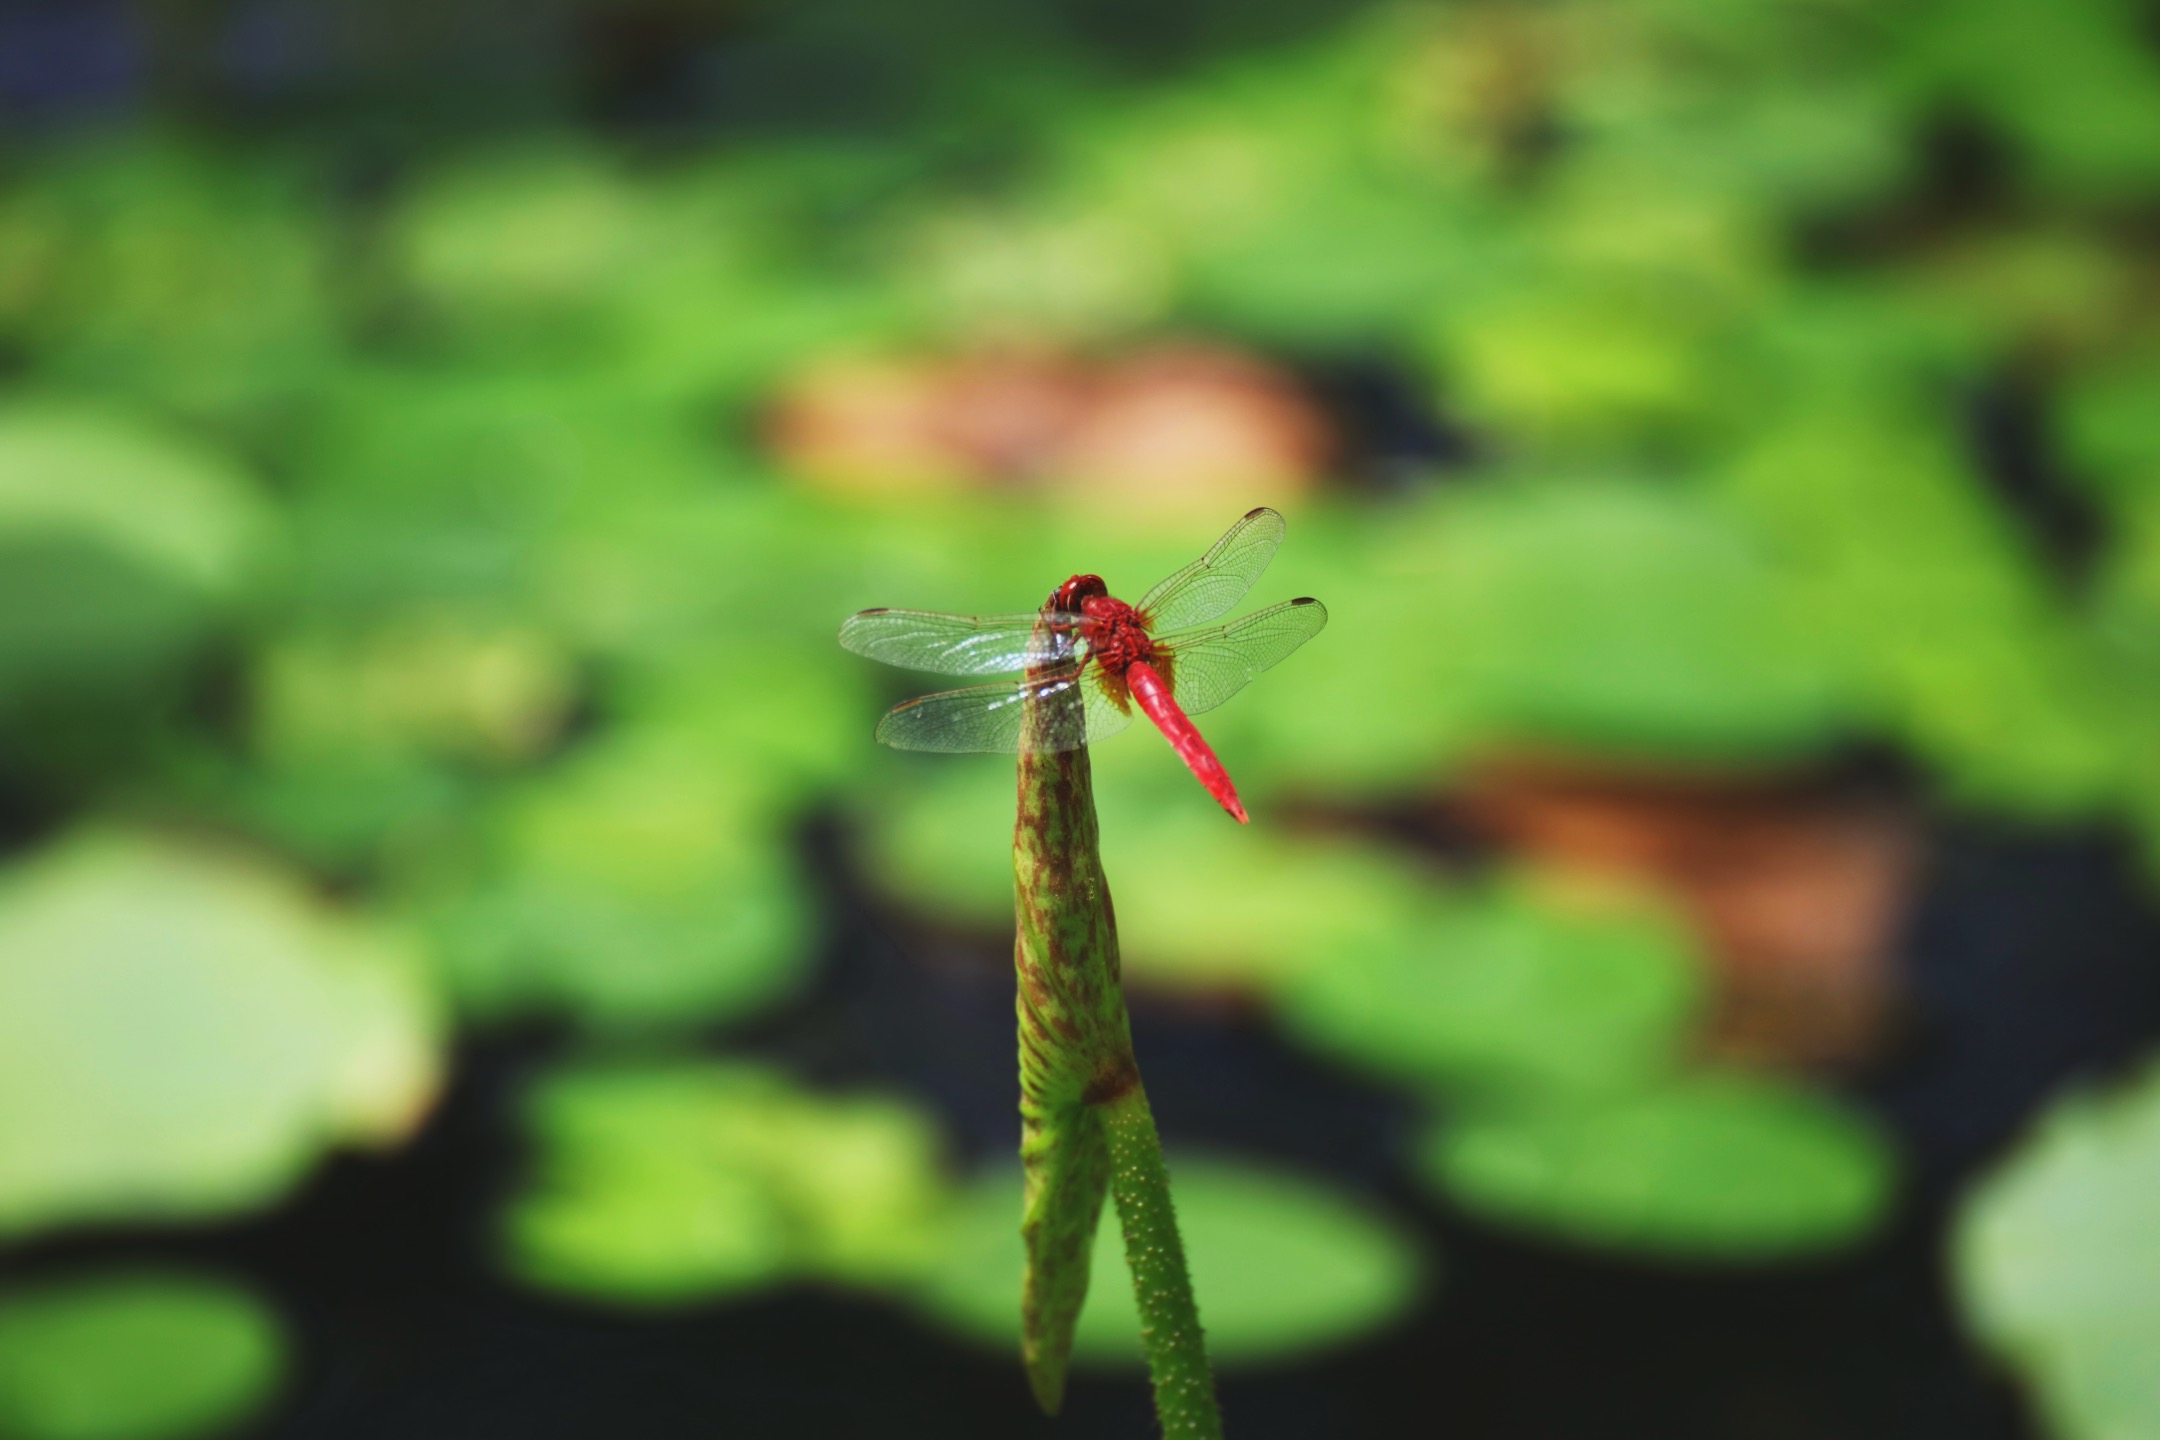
[1124,660,1248,824]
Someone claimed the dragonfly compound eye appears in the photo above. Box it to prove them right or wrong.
[1052,573,1109,611]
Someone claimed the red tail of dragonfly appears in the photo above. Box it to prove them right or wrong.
[839,506,1327,822]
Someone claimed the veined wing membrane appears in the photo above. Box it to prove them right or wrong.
[874,666,1139,753]
[839,607,1086,676]
[1136,506,1287,632]
[1158,596,1328,716]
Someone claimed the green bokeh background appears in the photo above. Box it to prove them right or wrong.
[2,0,2159,1434]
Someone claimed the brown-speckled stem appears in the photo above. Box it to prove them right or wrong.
[1011,603,1218,1433]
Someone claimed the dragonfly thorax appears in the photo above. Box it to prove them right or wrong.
[1046,574,1153,676]
[1076,592,1154,675]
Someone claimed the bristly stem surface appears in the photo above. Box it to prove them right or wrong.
[1012,601,1222,1433]
[1102,1085,1222,1439]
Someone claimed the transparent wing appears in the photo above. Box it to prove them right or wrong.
[1135,506,1288,632]
[839,607,1086,676]
[1156,596,1328,717]
[874,666,1139,753]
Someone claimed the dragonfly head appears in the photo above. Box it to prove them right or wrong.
[1050,573,1108,613]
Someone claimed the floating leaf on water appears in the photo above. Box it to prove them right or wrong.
[1904,0,2160,200]
[915,1153,1426,1367]
[1956,1053,2160,1440]
[1219,503,1487,791]
[1719,402,2124,814]
[0,831,443,1239]
[0,536,210,709]
[2061,349,2160,497]
[1093,788,1436,992]
[619,641,878,806]
[506,1061,952,1306]
[392,145,652,324]
[0,404,267,598]
[1422,1074,1895,1260]
[858,758,1024,927]
[0,144,336,417]
[437,729,811,1029]
[0,404,269,712]
[1436,283,1726,450]
[0,1269,286,1440]
[511,1156,794,1305]
[1411,481,1860,765]
[1279,879,1700,1098]
[253,616,579,769]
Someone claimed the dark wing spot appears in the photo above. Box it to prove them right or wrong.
[855,606,890,615]
[1243,505,1268,519]
[1291,596,1317,605]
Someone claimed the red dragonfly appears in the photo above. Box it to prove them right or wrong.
[839,506,1326,823]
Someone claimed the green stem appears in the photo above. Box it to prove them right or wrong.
[1102,1085,1223,1440]
[1009,601,1222,1434]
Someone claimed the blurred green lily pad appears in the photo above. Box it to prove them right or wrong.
[916,1152,1425,1367]
[0,144,336,418]
[0,405,267,712]
[1416,482,1859,765]
[0,1269,285,1440]
[2062,349,2160,495]
[1910,0,2160,200]
[620,641,877,808]
[438,728,811,1029]
[507,1061,952,1305]
[0,404,266,597]
[1437,284,1726,449]
[393,146,652,326]
[1957,1054,2160,1440]
[1100,804,1436,991]
[1422,1075,1895,1260]
[255,616,579,768]
[0,536,209,708]
[1719,402,2124,815]
[0,830,443,1238]
[1279,879,1700,1098]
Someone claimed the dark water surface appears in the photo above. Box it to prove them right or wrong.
[14,820,2155,1439]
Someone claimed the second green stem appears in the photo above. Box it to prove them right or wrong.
[1101,1084,1222,1440]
